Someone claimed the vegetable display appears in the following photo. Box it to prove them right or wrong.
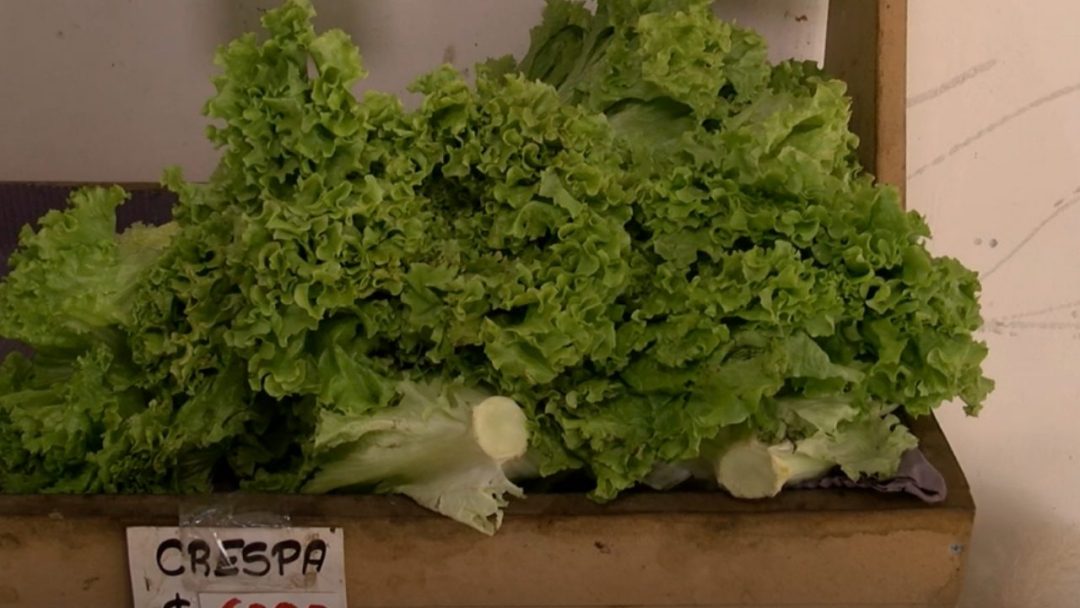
[0,0,992,534]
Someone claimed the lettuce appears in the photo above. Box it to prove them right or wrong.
[506,0,991,498]
[0,0,992,530]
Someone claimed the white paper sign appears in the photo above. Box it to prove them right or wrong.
[127,526,346,608]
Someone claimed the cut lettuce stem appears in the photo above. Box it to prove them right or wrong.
[641,438,834,498]
[714,439,833,499]
[303,381,529,535]
[471,396,529,463]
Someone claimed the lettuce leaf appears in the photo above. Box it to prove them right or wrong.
[0,186,177,352]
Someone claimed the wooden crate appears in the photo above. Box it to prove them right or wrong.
[0,1,978,607]
[0,417,972,608]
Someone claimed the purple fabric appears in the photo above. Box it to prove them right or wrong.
[793,448,948,503]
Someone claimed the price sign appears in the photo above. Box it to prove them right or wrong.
[127,527,346,608]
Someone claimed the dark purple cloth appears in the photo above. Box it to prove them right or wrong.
[793,448,948,503]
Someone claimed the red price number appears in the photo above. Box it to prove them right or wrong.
[219,599,327,608]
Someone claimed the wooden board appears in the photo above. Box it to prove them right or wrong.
[0,2,980,607]
[826,0,909,202]
[0,417,973,608]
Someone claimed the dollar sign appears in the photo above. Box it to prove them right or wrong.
[161,593,192,608]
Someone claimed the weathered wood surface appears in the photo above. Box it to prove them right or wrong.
[826,0,909,201]
[0,416,973,608]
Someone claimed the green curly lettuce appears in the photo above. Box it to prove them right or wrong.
[0,0,992,525]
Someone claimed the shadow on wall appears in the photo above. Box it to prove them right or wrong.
[962,482,1080,608]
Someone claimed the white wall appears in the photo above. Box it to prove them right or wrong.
[0,0,825,182]
[1,1,1077,606]
[909,1,1080,606]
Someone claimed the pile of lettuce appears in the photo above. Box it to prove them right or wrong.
[0,0,992,534]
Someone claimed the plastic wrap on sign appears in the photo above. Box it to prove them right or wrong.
[126,526,346,608]
[177,495,295,528]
